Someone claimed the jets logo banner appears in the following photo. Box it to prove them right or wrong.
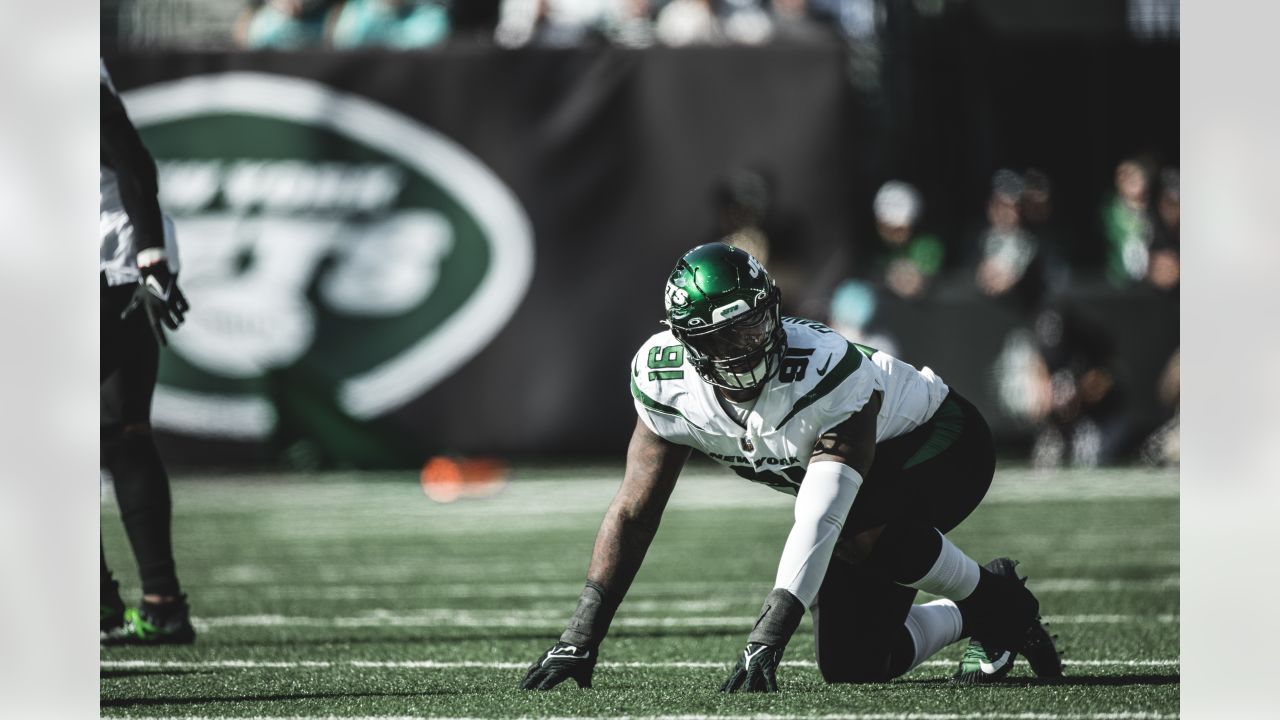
[129,73,534,447]
[105,50,860,467]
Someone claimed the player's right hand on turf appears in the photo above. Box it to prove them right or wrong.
[720,642,785,693]
[520,641,597,690]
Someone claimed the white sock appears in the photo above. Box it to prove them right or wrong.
[906,532,980,600]
[903,599,965,671]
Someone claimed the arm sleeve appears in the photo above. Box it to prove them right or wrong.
[101,82,165,254]
[772,460,863,607]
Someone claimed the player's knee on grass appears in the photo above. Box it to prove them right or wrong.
[818,650,894,684]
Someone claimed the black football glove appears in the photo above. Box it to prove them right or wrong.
[122,257,189,346]
[720,641,786,693]
[720,588,806,693]
[520,641,597,690]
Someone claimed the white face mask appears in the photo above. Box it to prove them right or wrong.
[713,355,770,390]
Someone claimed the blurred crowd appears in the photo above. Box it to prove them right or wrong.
[706,159,1179,471]
[229,0,885,50]
[818,161,1179,470]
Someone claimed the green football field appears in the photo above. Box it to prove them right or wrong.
[100,464,1179,719]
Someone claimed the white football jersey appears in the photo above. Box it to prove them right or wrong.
[630,317,949,495]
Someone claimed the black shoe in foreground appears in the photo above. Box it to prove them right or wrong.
[953,558,1062,683]
[102,594,196,646]
[101,580,127,643]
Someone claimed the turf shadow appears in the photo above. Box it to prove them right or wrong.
[1040,673,1180,687]
[896,673,1179,688]
[101,689,451,709]
[101,669,208,680]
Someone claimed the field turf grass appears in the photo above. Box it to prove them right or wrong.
[101,464,1178,719]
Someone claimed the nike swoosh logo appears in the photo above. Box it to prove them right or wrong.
[979,651,1012,674]
[543,647,588,667]
[815,354,833,376]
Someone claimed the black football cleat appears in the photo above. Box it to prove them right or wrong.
[102,594,197,646]
[952,558,1063,683]
[101,581,128,643]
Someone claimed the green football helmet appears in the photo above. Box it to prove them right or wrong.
[664,242,786,390]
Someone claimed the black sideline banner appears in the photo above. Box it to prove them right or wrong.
[103,49,1175,468]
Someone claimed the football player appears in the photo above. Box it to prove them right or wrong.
[100,59,195,645]
[521,243,1061,691]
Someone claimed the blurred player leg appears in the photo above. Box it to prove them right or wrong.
[101,279,194,645]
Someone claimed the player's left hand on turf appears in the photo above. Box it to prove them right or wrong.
[720,642,786,693]
[521,641,597,690]
[122,254,189,346]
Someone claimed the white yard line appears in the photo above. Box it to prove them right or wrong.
[104,707,1172,712]
[184,612,1177,630]
[94,707,1177,712]
[102,658,1178,671]
[193,576,1180,601]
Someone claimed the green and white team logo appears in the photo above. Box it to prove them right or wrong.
[125,73,534,444]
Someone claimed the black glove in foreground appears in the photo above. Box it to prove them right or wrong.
[720,642,786,693]
[520,641,597,690]
[122,261,189,346]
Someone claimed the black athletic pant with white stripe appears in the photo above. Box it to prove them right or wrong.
[101,274,181,599]
[812,390,996,683]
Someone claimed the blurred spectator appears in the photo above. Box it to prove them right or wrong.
[808,0,877,41]
[719,0,774,45]
[235,0,339,49]
[655,0,721,46]
[448,0,504,41]
[709,167,815,314]
[974,169,1049,309]
[868,180,942,300]
[712,168,773,265]
[496,0,606,47]
[330,0,451,48]
[1025,307,1130,469]
[1140,348,1179,466]
[1146,167,1179,292]
[770,0,836,44]
[1019,168,1070,290]
[602,0,657,48]
[1101,158,1154,287]
[828,279,899,356]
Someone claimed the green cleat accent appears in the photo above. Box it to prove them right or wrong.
[102,596,197,646]
[952,557,1063,684]
[952,638,1016,685]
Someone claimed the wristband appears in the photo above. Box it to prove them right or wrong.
[560,581,615,647]
[746,587,805,647]
[136,247,167,269]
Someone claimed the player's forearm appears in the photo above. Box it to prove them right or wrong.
[561,502,662,646]
[561,421,687,647]
[593,506,659,579]
[773,461,863,607]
